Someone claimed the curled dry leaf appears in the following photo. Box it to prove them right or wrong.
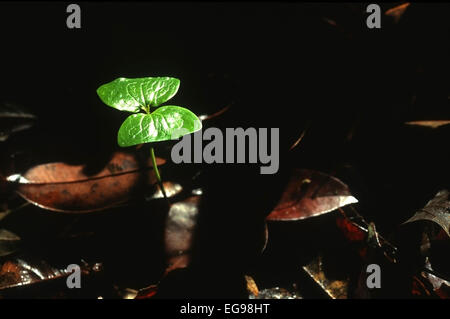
[404,190,450,238]
[266,169,358,221]
[8,152,167,213]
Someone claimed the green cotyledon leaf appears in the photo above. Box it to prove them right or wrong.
[117,106,202,147]
[97,77,180,112]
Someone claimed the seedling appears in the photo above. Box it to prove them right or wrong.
[97,76,202,199]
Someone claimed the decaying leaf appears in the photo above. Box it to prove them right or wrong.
[405,120,450,129]
[0,229,21,258]
[266,169,358,221]
[404,190,450,238]
[385,3,410,23]
[7,152,167,213]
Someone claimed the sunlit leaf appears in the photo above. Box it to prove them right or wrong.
[117,106,202,147]
[97,77,180,112]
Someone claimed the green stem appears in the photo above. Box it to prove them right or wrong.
[150,146,169,202]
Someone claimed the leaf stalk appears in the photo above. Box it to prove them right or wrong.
[150,146,169,203]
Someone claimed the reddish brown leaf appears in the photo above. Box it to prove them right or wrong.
[8,152,167,213]
[266,169,357,221]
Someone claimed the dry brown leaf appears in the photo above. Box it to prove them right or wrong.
[267,169,357,221]
[8,152,167,213]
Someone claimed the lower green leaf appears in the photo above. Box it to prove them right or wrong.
[118,106,202,147]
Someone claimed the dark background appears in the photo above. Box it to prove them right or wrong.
[0,2,448,297]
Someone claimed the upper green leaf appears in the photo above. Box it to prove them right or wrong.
[118,105,202,147]
[97,77,180,112]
